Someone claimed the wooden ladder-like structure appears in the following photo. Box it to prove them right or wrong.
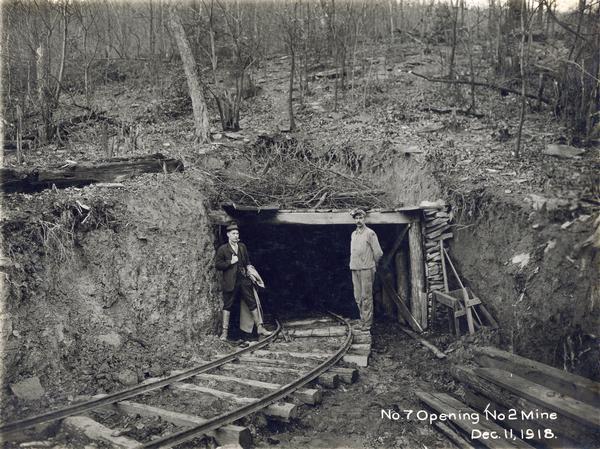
[431,241,498,336]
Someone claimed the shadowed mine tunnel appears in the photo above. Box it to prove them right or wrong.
[214,209,417,329]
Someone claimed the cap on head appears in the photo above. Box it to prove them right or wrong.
[226,222,239,232]
[350,208,366,218]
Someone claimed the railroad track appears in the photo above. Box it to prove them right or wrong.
[1,314,370,449]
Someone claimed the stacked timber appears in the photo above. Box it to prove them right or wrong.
[421,203,453,324]
[417,346,600,449]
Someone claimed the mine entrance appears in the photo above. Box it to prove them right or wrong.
[212,207,427,330]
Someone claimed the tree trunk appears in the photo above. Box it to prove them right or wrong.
[168,5,210,143]
[288,47,296,131]
[36,44,51,144]
[448,0,459,79]
[515,0,528,158]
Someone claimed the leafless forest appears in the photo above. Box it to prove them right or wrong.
[2,0,599,156]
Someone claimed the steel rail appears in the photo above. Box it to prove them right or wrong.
[0,323,281,436]
[143,313,353,449]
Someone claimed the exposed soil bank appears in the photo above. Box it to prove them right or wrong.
[448,191,599,379]
[1,172,221,419]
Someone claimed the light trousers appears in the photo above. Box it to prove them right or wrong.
[351,268,375,328]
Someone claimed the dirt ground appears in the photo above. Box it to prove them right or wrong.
[253,321,471,449]
[1,36,598,448]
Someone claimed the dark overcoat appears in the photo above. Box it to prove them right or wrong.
[215,242,250,292]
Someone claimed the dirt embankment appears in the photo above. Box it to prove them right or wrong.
[448,191,599,379]
[1,172,220,419]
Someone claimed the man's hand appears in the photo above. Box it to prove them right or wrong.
[231,254,239,264]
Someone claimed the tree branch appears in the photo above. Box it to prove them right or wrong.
[410,71,551,104]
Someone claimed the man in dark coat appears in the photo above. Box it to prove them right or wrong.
[215,222,271,341]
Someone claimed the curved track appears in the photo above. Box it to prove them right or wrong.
[1,313,361,449]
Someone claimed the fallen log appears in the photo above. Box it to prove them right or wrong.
[1,153,184,194]
[410,72,551,104]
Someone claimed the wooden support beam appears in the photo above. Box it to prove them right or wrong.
[172,382,297,422]
[408,221,427,330]
[0,153,184,193]
[378,271,423,332]
[62,416,141,449]
[475,367,600,431]
[474,346,600,408]
[250,210,415,225]
[193,373,322,405]
[395,249,410,325]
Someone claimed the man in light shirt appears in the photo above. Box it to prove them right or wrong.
[349,208,383,331]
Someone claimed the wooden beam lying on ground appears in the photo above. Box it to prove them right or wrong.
[433,421,476,449]
[286,327,347,337]
[90,393,250,448]
[0,153,184,193]
[62,416,141,449]
[475,367,600,431]
[474,346,600,408]
[108,399,250,448]
[399,325,446,359]
[415,391,535,449]
[193,373,322,405]
[251,349,331,360]
[451,365,588,447]
[283,318,335,327]
[172,382,297,422]
[218,362,343,387]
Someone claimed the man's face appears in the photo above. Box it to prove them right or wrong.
[354,215,365,227]
[227,230,240,243]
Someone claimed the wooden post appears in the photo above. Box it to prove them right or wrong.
[395,248,410,325]
[408,221,427,330]
[381,271,396,317]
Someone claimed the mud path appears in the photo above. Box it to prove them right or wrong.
[256,321,457,448]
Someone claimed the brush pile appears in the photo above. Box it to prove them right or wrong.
[203,134,390,209]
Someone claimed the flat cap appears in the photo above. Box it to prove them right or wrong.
[350,208,366,218]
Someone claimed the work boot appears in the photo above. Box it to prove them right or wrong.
[251,309,272,337]
[220,310,231,341]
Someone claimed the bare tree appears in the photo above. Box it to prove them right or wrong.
[168,3,210,143]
